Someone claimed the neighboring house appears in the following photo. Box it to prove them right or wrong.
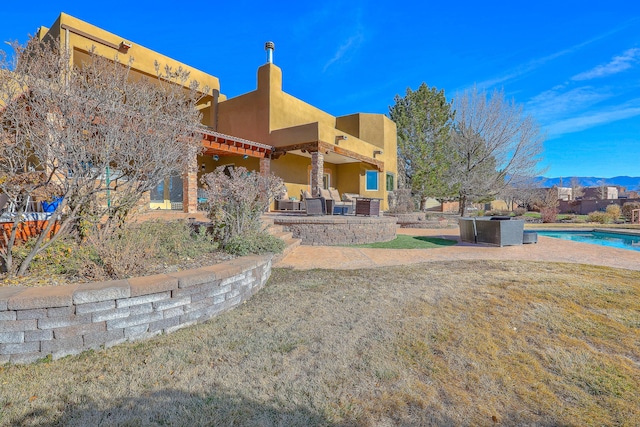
[33,13,397,212]
[557,187,572,201]
[581,186,618,200]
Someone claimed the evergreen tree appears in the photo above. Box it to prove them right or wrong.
[389,83,456,210]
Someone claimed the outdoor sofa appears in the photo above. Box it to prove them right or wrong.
[459,216,525,246]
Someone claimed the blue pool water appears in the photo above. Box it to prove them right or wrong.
[537,230,640,252]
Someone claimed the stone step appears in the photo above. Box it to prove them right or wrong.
[272,236,301,265]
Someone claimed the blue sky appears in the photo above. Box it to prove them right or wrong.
[2,1,639,178]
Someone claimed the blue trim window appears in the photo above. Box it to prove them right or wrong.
[365,170,379,191]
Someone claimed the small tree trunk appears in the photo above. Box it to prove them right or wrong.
[459,194,467,216]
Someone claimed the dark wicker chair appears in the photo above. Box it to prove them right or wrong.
[304,198,324,216]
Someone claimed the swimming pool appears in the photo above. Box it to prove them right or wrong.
[537,230,640,252]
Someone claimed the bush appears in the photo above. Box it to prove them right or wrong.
[201,166,284,245]
[7,220,221,281]
[140,220,218,261]
[622,202,640,221]
[605,204,621,222]
[10,236,98,278]
[224,231,285,257]
[512,208,526,217]
[540,207,558,223]
[387,188,415,214]
[587,211,613,224]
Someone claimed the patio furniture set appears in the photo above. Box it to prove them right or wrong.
[275,187,381,217]
[458,216,538,246]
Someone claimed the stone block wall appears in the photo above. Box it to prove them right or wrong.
[273,216,397,245]
[0,255,272,364]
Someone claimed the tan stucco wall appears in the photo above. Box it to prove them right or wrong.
[41,14,221,96]
[31,14,398,211]
[217,62,398,209]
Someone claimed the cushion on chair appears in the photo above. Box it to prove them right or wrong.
[329,188,341,201]
[277,187,288,201]
[302,190,313,200]
[319,188,332,200]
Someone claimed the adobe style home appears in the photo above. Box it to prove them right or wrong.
[35,13,398,212]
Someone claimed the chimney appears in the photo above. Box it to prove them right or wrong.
[265,41,275,64]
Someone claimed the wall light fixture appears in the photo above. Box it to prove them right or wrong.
[335,135,348,145]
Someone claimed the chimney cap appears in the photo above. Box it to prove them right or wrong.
[265,41,275,51]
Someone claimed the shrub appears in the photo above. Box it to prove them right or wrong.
[605,204,621,222]
[387,188,415,214]
[140,220,218,261]
[587,211,612,224]
[540,207,558,223]
[622,202,640,221]
[201,166,284,245]
[512,208,526,217]
[88,223,160,279]
[10,236,98,278]
[91,220,220,279]
[224,231,285,257]
[6,220,221,281]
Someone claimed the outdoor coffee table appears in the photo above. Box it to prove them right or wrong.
[355,198,381,216]
[277,199,302,210]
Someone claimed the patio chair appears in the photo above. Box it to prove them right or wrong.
[275,187,303,211]
[301,190,324,215]
[320,188,356,215]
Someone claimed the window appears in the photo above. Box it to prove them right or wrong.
[168,174,183,203]
[365,170,379,191]
[150,179,165,202]
[308,171,331,190]
[386,172,395,192]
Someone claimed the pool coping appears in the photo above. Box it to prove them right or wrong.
[531,227,640,237]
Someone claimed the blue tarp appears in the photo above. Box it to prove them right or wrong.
[41,197,63,213]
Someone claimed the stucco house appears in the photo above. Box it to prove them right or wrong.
[34,13,397,212]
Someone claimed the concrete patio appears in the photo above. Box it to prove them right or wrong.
[275,227,640,271]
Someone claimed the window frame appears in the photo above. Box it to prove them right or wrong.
[365,170,379,191]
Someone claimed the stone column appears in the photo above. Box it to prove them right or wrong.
[182,153,198,213]
[310,151,324,196]
[259,156,270,176]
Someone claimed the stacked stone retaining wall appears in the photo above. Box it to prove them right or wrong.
[273,216,397,245]
[0,255,272,364]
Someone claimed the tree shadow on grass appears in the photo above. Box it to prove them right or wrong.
[14,388,334,427]
[412,236,458,246]
[11,388,570,426]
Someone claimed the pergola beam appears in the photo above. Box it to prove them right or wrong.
[273,140,384,171]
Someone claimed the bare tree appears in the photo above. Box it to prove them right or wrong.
[1,38,205,276]
[569,177,584,200]
[532,187,559,223]
[501,177,540,211]
[597,179,609,200]
[450,87,545,216]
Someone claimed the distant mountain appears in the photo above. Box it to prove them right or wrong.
[535,176,640,191]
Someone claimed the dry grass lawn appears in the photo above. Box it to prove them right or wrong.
[1,260,639,426]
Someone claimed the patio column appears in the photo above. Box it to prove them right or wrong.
[259,157,270,176]
[310,151,324,196]
[182,153,198,213]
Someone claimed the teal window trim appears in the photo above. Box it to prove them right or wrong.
[385,172,395,192]
[365,170,379,191]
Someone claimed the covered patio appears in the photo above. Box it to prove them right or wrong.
[153,128,274,213]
